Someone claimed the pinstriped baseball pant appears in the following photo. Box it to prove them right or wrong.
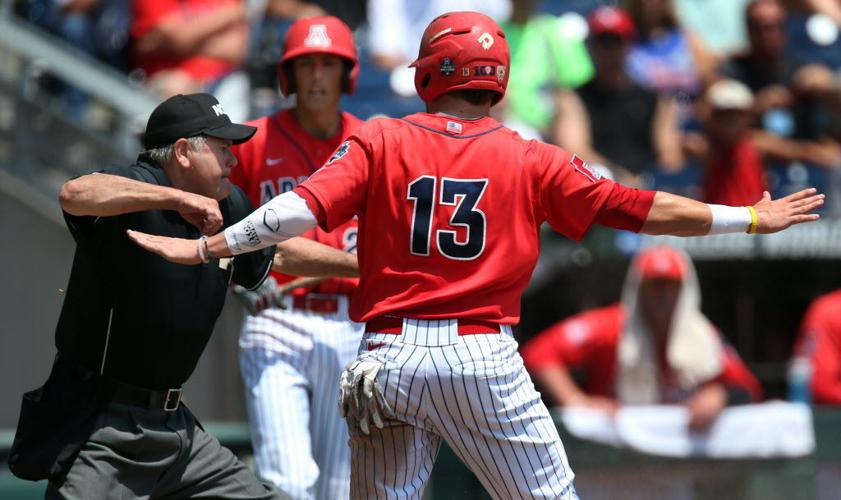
[349,319,578,500]
[239,299,363,500]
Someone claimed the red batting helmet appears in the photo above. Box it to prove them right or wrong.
[278,16,359,96]
[410,11,510,105]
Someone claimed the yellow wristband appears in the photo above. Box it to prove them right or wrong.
[746,206,758,234]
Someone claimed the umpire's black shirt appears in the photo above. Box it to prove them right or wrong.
[55,154,274,389]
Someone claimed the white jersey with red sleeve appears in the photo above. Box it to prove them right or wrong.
[295,112,655,323]
[230,109,363,294]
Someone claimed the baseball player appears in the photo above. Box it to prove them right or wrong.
[227,15,364,500]
[129,11,824,499]
[521,246,763,430]
[792,288,841,404]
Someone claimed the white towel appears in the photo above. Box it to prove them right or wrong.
[560,402,815,458]
[617,248,723,404]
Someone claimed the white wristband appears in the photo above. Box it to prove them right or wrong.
[224,191,318,255]
[707,204,752,235]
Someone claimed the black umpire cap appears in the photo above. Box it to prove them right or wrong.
[142,93,256,150]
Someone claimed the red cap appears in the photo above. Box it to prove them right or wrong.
[587,6,636,41]
[636,246,686,281]
[278,16,359,96]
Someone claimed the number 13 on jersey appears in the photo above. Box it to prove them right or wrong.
[407,176,488,261]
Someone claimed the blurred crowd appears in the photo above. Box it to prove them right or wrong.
[12,0,841,208]
[11,0,841,417]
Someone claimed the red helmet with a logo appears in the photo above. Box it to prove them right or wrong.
[278,16,359,96]
[409,11,510,105]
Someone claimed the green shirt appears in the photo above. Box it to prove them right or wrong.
[503,15,594,132]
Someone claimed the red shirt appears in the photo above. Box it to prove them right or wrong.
[520,303,763,403]
[230,109,363,295]
[794,289,841,404]
[294,113,654,323]
[703,138,767,206]
[131,0,241,81]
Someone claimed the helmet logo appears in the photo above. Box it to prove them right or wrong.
[304,24,332,48]
[439,57,456,76]
[496,65,506,84]
[477,32,494,50]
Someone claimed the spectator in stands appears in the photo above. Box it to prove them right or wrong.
[260,0,366,28]
[130,0,252,122]
[792,289,841,404]
[793,63,841,114]
[553,6,683,186]
[366,0,512,70]
[24,0,131,123]
[27,0,130,70]
[719,0,841,169]
[800,0,841,25]
[721,0,799,97]
[674,0,752,56]
[260,0,326,20]
[698,79,768,205]
[521,246,762,430]
[499,0,593,138]
[623,0,717,120]
[781,0,841,69]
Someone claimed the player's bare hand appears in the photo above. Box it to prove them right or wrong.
[753,189,823,234]
[127,230,202,265]
[339,358,394,435]
[176,192,223,235]
[685,384,727,431]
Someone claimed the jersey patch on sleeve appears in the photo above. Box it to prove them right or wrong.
[327,141,351,164]
[570,154,602,183]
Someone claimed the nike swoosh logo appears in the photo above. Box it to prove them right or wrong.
[266,157,284,166]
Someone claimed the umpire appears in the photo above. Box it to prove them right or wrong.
[8,93,281,499]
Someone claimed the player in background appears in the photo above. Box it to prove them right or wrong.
[521,246,763,431]
[129,11,825,499]
[227,16,364,500]
[791,288,841,404]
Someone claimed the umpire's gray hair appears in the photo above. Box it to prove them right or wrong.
[147,136,207,166]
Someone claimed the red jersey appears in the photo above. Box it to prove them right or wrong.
[294,113,654,323]
[703,138,767,206]
[230,109,363,295]
[131,0,242,81]
[520,303,763,402]
[794,289,841,404]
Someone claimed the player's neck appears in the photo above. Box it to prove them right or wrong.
[293,107,341,140]
[427,95,491,120]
